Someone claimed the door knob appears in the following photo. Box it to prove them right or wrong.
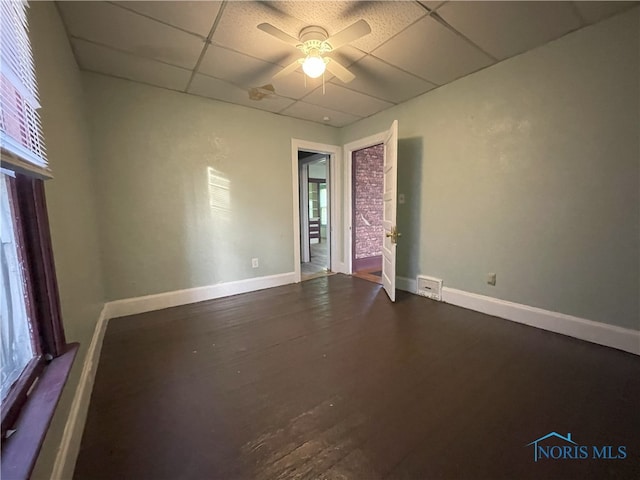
[385,226,401,244]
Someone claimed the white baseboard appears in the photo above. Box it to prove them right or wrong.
[104,272,297,319]
[51,304,109,480]
[441,287,640,356]
[396,276,417,294]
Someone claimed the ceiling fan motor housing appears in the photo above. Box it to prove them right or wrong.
[298,26,332,55]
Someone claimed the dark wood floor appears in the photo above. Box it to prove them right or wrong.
[352,267,382,285]
[301,241,330,281]
[74,275,640,480]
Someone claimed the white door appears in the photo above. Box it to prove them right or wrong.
[299,164,310,263]
[381,120,399,302]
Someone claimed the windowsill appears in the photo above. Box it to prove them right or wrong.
[1,343,79,480]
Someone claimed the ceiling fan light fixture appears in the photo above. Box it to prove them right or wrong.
[259,20,370,83]
[302,54,326,78]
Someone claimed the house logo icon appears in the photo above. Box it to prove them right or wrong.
[526,432,576,462]
[526,432,627,462]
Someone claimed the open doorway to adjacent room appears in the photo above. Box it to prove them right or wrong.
[351,144,384,284]
[298,150,331,281]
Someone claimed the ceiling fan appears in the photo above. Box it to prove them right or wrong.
[257,19,371,83]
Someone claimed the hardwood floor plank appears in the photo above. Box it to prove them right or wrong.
[74,275,640,479]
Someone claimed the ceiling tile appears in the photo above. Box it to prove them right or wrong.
[273,72,329,100]
[271,1,427,52]
[334,55,436,103]
[198,46,283,88]
[373,15,494,85]
[58,1,204,69]
[188,74,295,114]
[211,2,306,67]
[112,1,222,37]
[574,1,638,24]
[72,39,191,91]
[437,1,582,60]
[302,83,393,118]
[280,101,361,127]
[59,0,632,127]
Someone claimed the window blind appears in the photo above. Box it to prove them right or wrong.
[0,0,49,178]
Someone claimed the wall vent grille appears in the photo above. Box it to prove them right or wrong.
[416,275,443,301]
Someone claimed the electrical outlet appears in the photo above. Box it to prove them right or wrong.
[252,258,259,268]
[487,273,496,286]
[398,193,405,204]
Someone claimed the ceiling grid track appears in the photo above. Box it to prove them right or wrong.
[422,8,499,62]
[69,36,193,72]
[368,9,428,59]
[366,53,440,86]
[81,69,189,96]
[107,1,207,41]
[185,0,229,93]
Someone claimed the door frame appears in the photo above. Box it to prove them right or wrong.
[291,139,342,283]
[298,153,326,263]
[343,131,387,275]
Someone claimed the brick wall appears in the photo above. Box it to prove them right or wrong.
[354,144,384,260]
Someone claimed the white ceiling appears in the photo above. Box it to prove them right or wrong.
[57,1,638,128]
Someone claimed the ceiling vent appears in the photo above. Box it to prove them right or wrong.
[416,275,443,301]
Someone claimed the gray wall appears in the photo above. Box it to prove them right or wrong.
[28,3,106,479]
[83,74,339,301]
[342,8,639,330]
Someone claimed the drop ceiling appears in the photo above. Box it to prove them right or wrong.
[57,1,637,127]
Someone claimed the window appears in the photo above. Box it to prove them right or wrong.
[319,184,327,226]
[1,2,77,478]
[308,179,327,228]
[0,173,35,401]
[0,0,48,174]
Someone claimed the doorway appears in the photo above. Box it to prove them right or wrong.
[351,144,384,285]
[343,120,399,300]
[291,139,341,284]
[298,150,331,281]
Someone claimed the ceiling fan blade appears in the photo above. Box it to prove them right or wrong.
[273,59,302,80]
[257,23,300,47]
[325,19,371,50]
[325,58,355,83]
